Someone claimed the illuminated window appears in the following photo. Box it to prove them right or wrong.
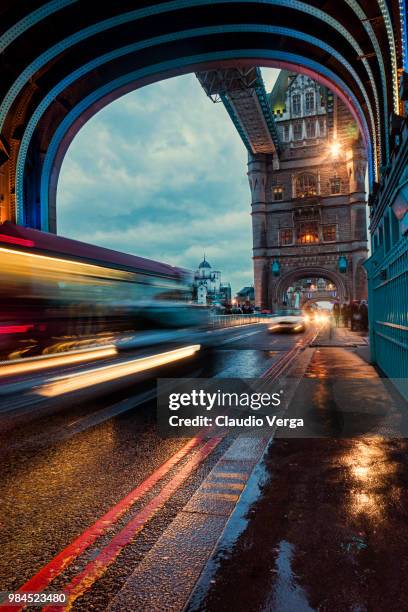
[292,94,301,115]
[273,186,284,201]
[306,120,316,138]
[323,225,337,242]
[295,173,317,197]
[305,91,315,113]
[330,177,341,194]
[280,229,293,245]
[297,222,319,244]
[293,122,303,140]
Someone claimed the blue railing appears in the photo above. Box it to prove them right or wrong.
[365,236,408,396]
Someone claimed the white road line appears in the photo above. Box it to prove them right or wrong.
[219,330,262,345]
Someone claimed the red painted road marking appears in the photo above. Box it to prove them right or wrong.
[43,437,222,611]
[0,435,206,612]
[40,332,312,610]
[1,327,314,612]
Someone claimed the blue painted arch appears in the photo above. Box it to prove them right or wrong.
[3,0,390,228]
[13,22,376,229]
[32,50,374,231]
[0,0,388,136]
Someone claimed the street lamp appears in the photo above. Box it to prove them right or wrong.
[338,255,348,273]
[329,140,341,157]
[272,259,280,276]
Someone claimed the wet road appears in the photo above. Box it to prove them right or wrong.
[0,323,304,609]
[187,346,408,612]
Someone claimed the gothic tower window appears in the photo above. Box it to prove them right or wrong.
[280,228,293,245]
[306,120,316,138]
[284,125,290,141]
[292,93,301,116]
[323,225,337,241]
[293,122,303,140]
[273,186,284,201]
[295,173,317,197]
[318,118,326,136]
[305,91,315,113]
[297,222,319,244]
[330,176,341,194]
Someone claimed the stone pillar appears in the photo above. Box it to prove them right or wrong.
[347,138,367,195]
[0,151,14,224]
[0,163,8,223]
[248,153,268,308]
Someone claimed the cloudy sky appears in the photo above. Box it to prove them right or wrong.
[57,68,279,294]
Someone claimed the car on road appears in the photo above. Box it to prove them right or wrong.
[268,309,309,333]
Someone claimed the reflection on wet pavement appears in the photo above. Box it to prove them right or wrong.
[214,350,279,378]
[345,439,397,522]
[191,347,408,611]
[263,541,313,612]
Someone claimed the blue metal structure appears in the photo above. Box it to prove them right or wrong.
[365,120,408,390]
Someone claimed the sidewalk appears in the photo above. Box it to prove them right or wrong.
[186,333,408,612]
[311,323,368,347]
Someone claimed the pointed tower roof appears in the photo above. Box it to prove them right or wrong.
[198,253,211,269]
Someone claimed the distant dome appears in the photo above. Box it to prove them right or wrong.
[199,257,211,269]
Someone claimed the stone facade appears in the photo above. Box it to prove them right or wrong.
[192,257,231,305]
[249,71,368,310]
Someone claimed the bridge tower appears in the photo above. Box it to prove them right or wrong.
[249,71,368,310]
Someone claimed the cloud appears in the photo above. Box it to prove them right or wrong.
[58,69,279,294]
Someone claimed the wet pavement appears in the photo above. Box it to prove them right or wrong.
[4,323,406,611]
[187,342,408,612]
[0,324,300,608]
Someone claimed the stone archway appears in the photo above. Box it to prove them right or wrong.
[272,266,348,309]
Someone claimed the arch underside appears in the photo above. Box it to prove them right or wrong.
[273,267,348,305]
[0,0,401,231]
[302,296,339,305]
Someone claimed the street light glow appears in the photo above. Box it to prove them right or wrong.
[329,140,341,157]
[0,345,118,378]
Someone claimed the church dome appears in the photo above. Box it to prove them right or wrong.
[198,257,211,269]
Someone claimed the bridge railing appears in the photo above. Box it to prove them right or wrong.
[366,237,408,399]
[209,314,272,329]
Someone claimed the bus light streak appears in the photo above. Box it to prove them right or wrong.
[0,346,118,378]
[37,345,201,397]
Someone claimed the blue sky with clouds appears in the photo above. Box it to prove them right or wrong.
[57,68,279,294]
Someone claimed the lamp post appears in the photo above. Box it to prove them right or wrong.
[338,255,348,273]
[272,259,280,276]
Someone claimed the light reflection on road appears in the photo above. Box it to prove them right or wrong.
[344,438,398,521]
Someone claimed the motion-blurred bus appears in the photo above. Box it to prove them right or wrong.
[0,223,203,359]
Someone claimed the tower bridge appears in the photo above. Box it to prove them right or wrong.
[2,3,408,605]
[0,0,406,382]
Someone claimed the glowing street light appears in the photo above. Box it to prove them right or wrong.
[329,140,341,157]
